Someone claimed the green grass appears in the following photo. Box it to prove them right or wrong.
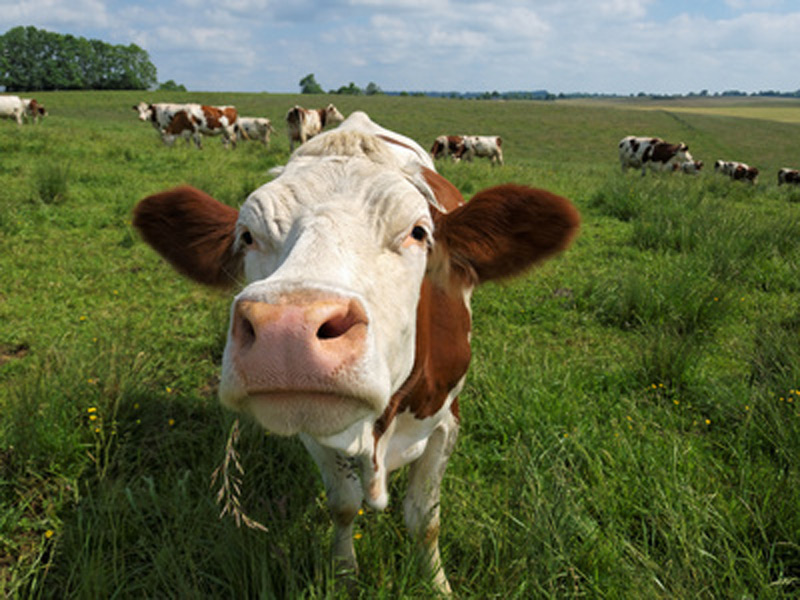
[2,91,800,598]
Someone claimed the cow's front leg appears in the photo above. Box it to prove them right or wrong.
[403,410,459,595]
[300,435,364,573]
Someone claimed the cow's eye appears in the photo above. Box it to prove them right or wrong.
[241,230,254,246]
[411,225,427,242]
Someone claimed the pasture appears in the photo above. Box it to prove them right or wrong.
[1,91,800,598]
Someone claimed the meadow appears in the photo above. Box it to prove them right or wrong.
[1,91,799,598]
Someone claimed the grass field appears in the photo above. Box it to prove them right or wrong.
[1,91,800,598]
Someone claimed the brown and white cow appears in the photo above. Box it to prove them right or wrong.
[133,111,579,594]
[714,159,759,183]
[430,135,465,160]
[236,117,275,146]
[133,102,239,149]
[164,105,239,149]
[678,159,703,175]
[778,167,800,186]
[458,135,504,165]
[286,103,345,151]
[619,135,694,175]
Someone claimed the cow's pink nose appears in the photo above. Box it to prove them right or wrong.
[229,296,369,389]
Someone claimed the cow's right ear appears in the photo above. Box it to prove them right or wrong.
[133,185,242,288]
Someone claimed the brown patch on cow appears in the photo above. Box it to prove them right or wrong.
[0,343,29,367]
[650,142,683,164]
[133,186,242,288]
[375,276,473,436]
[165,110,194,135]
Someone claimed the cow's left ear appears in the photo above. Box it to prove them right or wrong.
[434,184,580,284]
[133,185,242,288]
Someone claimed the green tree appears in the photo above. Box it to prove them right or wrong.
[158,79,187,92]
[334,82,362,95]
[299,73,324,94]
[365,81,382,96]
[0,26,157,91]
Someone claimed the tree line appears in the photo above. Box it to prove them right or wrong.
[0,26,157,92]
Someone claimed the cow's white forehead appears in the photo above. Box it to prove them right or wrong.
[239,128,438,240]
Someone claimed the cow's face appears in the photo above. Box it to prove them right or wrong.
[325,104,346,124]
[133,102,152,122]
[219,131,434,437]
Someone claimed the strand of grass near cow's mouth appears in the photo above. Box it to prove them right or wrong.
[210,418,268,532]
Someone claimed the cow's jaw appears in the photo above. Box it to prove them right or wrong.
[218,152,432,441]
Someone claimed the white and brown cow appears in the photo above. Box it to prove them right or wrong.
[236,117,275,146]
[133,102,239,149]
[619,135,694,175]
[777,167,800,186]
[286,103,345,151]
[133,111,579,594]
[164,105,240,149]
[458,135,504,165]
[714,159,759,183]
[430,135,465,160]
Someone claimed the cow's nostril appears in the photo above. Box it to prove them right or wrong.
[237,313,257,349]
[317,300,367,340]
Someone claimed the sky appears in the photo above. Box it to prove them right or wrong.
[1,0,799,95]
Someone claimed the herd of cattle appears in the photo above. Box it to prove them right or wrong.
[618,134,800,186]
[3,93,799,185]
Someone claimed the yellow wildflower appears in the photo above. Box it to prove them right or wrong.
[168,418,175,427]
[45,530,54,539]
[87,407,97,413]
[354,533,363,540]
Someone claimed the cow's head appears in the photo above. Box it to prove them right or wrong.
[133,114,579,445]
[133,102,153,122]
[324,104,345,125]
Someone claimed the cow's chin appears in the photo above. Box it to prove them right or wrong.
[241,392,376,437]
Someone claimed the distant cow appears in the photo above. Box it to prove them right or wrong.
[619,136,693,175]
[714,160,759,183]
[164,105,239,149]
[0,95,30,125]
[133,102,239,149]
[133,111,580,594]
[286,104,344,151]
[778,168,800,186]
[458,135,504,165]
[430,135,465,160]
[236,117,275,146]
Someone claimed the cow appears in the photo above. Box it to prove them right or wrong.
[430,135,465,160]
[0,95,28,125]
[133,102,239,149]
[22,98,47,124]
[236,117,275,146]
[777,168,800,186]
[714,160,759,183]
[286,103,345,151]
[618,135,694,175]
[457,135,504,165]
[163,105,240,149]
[132,111,580,594]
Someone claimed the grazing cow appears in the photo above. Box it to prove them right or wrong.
[164,105,240,149]
[715,160,759,183]
[286,103,344,151]
[22,98,47,123]
[0,95,28,125]
[236,117,275,146]
[430,135,465,160]
[619,135,694,175]
[777,168,800,186]
[457,135,504,165]
[133,102,239,149]
[133,111,579,594]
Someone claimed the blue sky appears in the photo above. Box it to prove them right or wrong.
[1,0,798,94]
